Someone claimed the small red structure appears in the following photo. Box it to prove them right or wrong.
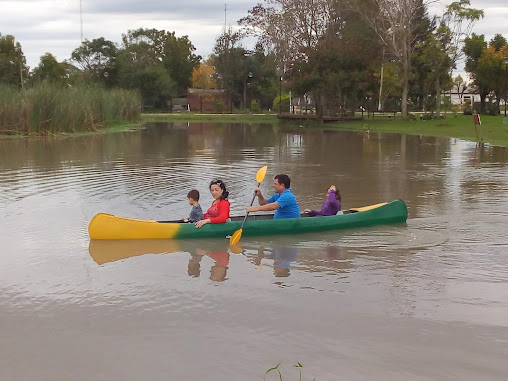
[187,89,231,113]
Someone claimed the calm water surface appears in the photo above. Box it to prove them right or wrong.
[1,122,508,380]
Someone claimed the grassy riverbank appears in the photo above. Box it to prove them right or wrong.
[325,114,508,147]
[141,112,508,147]
[0,83,140,136]
[141,112,277,123]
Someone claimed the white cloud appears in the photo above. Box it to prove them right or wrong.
[1,0,507,72]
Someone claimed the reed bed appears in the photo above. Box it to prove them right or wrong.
[0,83,141,135]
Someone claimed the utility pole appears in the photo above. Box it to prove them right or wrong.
[20,61,24,90]
[80,0,83,42]
[224,4,227,31]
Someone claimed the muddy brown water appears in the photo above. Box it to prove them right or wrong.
[1,122,507,380]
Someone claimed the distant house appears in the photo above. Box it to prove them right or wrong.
[187,88,231,113]
[448,84,482,106]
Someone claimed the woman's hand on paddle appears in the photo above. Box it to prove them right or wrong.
[304,208,311,213]
[195,219,210,228]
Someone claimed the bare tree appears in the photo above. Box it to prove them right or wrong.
[239,0,338,72]
[357,0,432,118]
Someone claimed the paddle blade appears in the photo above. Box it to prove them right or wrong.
[256,166,268,184]
[229,242,242,254]
[229,229,243,246]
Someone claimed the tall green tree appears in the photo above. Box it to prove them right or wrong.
[358,0,432,118]
[0,34,28,88]
[489,34,507,51]
[463,33,488,112]
[212,29,248,108]
[163,33,201,95]
[31,53,69,85]
[116,38,175,110]
[476,45,508,112]
[71,37,117,85]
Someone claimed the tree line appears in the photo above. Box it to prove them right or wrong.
[1,0,507,118]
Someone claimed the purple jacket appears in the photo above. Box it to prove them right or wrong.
[309,190,341,216]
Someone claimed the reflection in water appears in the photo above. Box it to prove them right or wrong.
[2,122,508,380]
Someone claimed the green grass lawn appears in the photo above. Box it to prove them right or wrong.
[325,114,508,147]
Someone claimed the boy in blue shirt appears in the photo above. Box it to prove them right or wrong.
[246,174,300,219]
[182,189,204,223]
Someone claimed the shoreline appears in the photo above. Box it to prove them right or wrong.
[2,113,507,147]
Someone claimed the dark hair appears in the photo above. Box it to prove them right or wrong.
[274,174,290,189]
[333,188,341,201]
[209,179,229,200]
[187,189,200,202]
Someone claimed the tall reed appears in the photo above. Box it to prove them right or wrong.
[0,82,141,135]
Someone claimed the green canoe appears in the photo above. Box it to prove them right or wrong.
[88,199,408,240]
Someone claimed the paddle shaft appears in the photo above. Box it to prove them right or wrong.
[238,182,260,230]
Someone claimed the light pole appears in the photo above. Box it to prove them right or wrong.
[504,57,508,123]
[247,72,253,113]
[279,76,282,114]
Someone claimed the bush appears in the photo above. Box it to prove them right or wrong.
[250,100,261,113]
[211,97,225,113]
[273,94,290,113]
[485,102,499,116]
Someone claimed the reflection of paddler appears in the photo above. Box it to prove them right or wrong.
[194,248,230,282]
[88,239,180,265]
[255,246,298,277]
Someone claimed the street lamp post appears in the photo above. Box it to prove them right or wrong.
[279,76,282,114]
[247,72,253,114]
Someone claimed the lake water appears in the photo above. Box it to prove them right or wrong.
[1,122,508,380]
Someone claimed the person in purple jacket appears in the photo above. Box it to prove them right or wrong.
[304,185,341,216]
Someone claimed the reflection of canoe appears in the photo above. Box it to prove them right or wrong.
[88,239,181,265]
[89,238,239,265]
[89,199,407,240]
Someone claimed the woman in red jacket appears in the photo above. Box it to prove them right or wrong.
[195,179,230,228]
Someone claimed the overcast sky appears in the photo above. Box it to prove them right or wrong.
[1,0,507,74]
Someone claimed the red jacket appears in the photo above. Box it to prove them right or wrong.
[204,199,230,224]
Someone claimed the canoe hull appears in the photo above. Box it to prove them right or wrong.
[88,199,408,240]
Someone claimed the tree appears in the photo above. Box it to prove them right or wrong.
[453,75,468,109]
[31,53,69,85]
[358,0,434,118]
[163,33,201,94]
[71,37,117,84]
[489,34,507,51]
[476,45,508,112]
[463,33,488,112]
[0,34,28,88]
[240,0,333,72]
[191,63,217,89]
[116,39,175,110]
[212,28,248,108]
[429,0,483,118]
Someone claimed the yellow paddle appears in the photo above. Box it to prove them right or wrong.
[229,165,268,246]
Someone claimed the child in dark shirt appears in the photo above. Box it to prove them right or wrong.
[182,189,204,222]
